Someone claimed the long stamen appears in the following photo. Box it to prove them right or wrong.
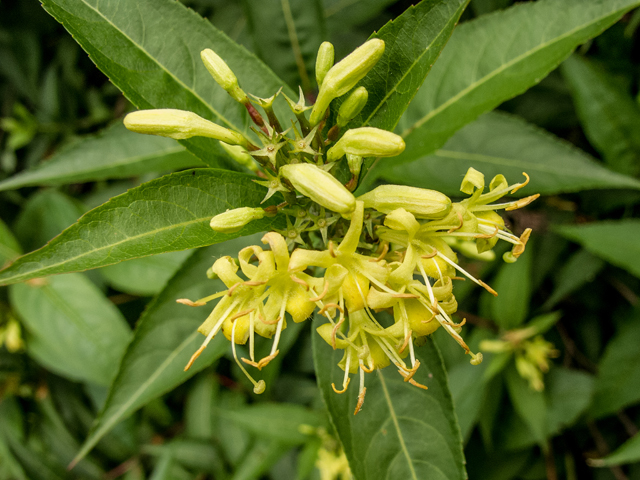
[354,367,366,415]
[249,310,256,362]
[435,251,497,296]
[231,318,265,394]
[269,293,289,356]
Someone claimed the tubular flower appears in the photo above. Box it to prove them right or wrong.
[123,38,541,414]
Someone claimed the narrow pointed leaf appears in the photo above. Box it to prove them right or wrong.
[0,218,21,268]
[370,0,640,179]
[0,169,282,286]
[313,316,466,480]
[40,0,295,166]
[0,123,203,191]
[375,112,640,196]
[591,433,640,467]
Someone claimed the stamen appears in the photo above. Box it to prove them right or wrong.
[249,310,255,361]
[309,281,329,301]
[256,351,279,370]
[227,282,243,296]
[421,249,438,259]
[176,299,207,307]
[328,241,336,258]
[360,360,374,373]
[269,295,288,356]
[260,314,281,325]
[354,369,366,415]
[408,378,429,390]
[399,328,412,354]
[290,274,310,290]
[409,332,416,368]
[447,212,464,233]
[331,315,345,350]
[370,242,389,262]
[435,252,498,296]
[243,280,268,287]
[332,378,350,394]
[505,194,540,211]
[231,319,265,394]
[511,228,532,258]
[391,293,419,298]
[510,172,530,194]
[474,225,499,239]
[318,303,344,315]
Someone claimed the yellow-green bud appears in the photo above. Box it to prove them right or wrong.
[210,207,265,233]
[315,41,335,87]
[337,86,368,127]
[309,39,385,126]
[124,109,249,147]
[201,49,248,104]
[219,142,258,171]
[280,163,356,215]
[346,154,362,178]
[326,127,405,162]
[358,185,451,219]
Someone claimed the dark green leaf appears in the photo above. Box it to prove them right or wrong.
[243,0,325,92]
[505,364,546,446]
[448,359,489,441]
[313,316,466,480]
[590,433,640,467]
[555,220,640,279]
[370,0,640,179]
[10,273,131,385]
[0,123,203,191]
[231,440,291,480]
[323,0,396,33]
[184,374,218,440]
[562,54,640,176]
[0,169,283,286]
[73,239,256,464]
[374,112,640,196]
[0,218,21,268]
[41,0,295,166]
[144,440,225,475]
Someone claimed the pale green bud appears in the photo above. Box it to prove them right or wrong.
[326,127,405,162]
[280,163,356,215]
[210,207,265,233]
[310,39,385,126]
[337,86,368,127]
[315,41,335,87]
[219,142,258,171]
[201,49,248,104]
[346,154,362,178]
[124,109,249,147]
[358,185,451,219]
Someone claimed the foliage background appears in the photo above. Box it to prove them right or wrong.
[1,0,640,479]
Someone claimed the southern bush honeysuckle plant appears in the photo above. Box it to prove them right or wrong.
[124,39,539,414]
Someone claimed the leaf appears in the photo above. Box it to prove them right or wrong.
[504,364,547,446]
[555,220,640,279]
[73,238,257,464]
[313,316,466,480]
[590,433,640,467]
[375,111,640,197]
[231,440,291,480]
[243,0,325,92]
[0,123,203,191]
[324,0,397,33]
[448,359,489,441]
[562,54,640,176]
[590,309,640,419]
[0,218,21,268]
[99,250,192,296]
[0,169,283,286]
[184,374,218,440]
[41,0,295,167]
[9,273,131,385]
[350,0,470,134]
[369,0,640,180]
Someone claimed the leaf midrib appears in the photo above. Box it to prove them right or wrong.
[401,8,624,137]
[72,0,237,131]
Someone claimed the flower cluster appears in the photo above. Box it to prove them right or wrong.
[124,39,539,413]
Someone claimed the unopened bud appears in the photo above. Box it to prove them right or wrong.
[201,49,248,104]
[210,207,265,233]
[337,86,368,127]
[346,154,362,178]
[280,163,356,216]
[358,185,451,219]
[310,39,385,126]
[315,42,335,87]
[219,142,258,171]
[124,109,249,147]
[326,127,404,161]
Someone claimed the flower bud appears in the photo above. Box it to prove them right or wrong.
[315,41,335,87]
[201,49,248,104]
[219,142,258,171]
[346,154,362,178]
[337,86,368,127]
[210,207,265,233]
[358,185,451,219]
[124,109,250,147]
[280,163,356,215]
[310,39,385,126]
[326,127,404,161]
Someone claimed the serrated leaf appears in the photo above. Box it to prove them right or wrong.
[590,433,640,467]
[40,0,295,166]
[562,54,640,176]
[0,123,203,191]
[375,111,640,196]
[555,220,640,279]
[243,0,325,92]
[0,169,283,286]
[313,316,466,480]
[370,0,640,180]
[9,273,131,385]
[74,240,256,464]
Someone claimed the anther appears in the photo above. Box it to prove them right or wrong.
[447,212,464,233]
[510,172,530,194]
[176,299,206,307]
[354,387,367,415]
[184,345,206,371]
[332,379,350,394]
[309,281,329,301]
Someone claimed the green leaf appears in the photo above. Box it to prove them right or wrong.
[370,0,640,179]
[0,123,203,191]
[590,433,640,467]
[73,239,255,464]
[313,316,466,480]
[562,54,640,176]
[40,0,295,166]
[590,309,640,418]
[0,169,283,286]
[555,220,640,279]
[231,439,291,480]
[375,112,640,196]
[351,0,470,134]
[504,363,547,446]
[144,440,225,475]
[9,273,131,385]
[0,218,21,268]
[184,374,218,440]
[99,250,192,296]
[448,359,489,441]
[243,0,325,93]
